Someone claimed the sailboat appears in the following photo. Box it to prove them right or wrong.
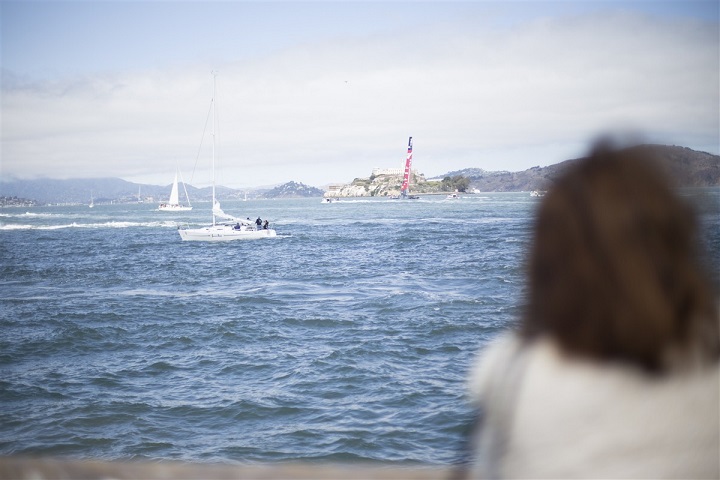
[159,170,192,211]
[391,137,419,200]
[89,191,94,208]
[178,73,276,242]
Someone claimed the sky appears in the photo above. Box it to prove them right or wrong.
[1,0,718,189]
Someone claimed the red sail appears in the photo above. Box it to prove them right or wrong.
[401,137,413,194]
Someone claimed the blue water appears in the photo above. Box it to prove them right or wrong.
[1,191,717,465]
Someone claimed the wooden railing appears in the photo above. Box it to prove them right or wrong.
[0,456,452,479]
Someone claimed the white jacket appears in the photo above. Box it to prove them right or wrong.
[468,333,720,479]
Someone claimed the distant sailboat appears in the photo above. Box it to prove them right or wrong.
[159,170,192,211]
[392,137,419,200]
[178,72,276,241]
[89,191,94,208]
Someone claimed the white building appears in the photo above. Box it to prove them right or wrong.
[325,184,345,194]
[372,167,417,176]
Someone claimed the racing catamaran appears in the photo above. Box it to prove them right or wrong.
[394,136,419,199]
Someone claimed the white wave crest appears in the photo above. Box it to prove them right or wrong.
[0,221,180,230]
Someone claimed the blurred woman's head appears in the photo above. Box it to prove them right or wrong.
[523,144,719,372]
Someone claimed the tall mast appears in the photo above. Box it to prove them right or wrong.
[401,136,413,198]
[211,71,217,226]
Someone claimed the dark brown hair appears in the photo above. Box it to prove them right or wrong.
[522,144,719,372]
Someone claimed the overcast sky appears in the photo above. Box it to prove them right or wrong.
[1,1,718,189]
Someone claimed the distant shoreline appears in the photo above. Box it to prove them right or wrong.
[1,145,717,205]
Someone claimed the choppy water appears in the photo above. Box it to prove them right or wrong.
[1,191,717,465]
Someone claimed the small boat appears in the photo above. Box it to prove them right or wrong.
[178,73,276,242]
[159,170,192,211]
[89,192,94,208]
[446,193,460,199]
[530,190,546,197]
[321,198,340,204]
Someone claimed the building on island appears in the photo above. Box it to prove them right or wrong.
[372,167,418,177]
[324,184,345,196]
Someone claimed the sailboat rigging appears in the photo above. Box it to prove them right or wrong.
[178,72,276,241]
[159,169,192,211]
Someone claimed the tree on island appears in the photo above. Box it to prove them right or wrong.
[441,175,471,192]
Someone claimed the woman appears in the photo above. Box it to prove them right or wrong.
[468,144,719,479]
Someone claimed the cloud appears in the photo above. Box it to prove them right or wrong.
[2,9,718,188]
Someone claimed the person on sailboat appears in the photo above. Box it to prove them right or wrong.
[263,220,269,230]
[256,217,262,230]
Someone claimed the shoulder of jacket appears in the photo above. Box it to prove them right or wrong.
[467,332,524,405]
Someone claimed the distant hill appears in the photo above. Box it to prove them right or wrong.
[428,167,509,180]
[644,145,720,186]
[0,177,146,205]
[260,181,325,199]
[460,145,719,192]
[0,178,268,205]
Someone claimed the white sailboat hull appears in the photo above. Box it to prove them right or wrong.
[178,224,277,241]
[159,204,193,211]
